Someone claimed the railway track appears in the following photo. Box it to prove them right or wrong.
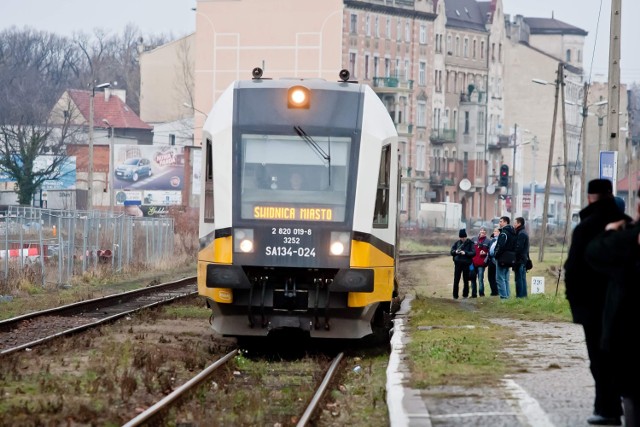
[0,252,443,357]
[122,350,345,427]
[0,277,197,356]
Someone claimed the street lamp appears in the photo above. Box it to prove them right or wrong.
[182,102,208,118]
[88,81,111,210]
[102,119,115,210]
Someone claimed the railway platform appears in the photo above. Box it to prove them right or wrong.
[387,296,600,427]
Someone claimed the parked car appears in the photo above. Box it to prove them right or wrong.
[115,158,153,182]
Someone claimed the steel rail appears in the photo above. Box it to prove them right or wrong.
[122,349,239,427]
[297,352,344,427]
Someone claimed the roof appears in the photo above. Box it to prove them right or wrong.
[67,89,152,130]
[444,0,488,32]
[523,17,588,36]
[616,171,640,193]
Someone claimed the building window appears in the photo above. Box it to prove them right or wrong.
[385,57,391,77]
[477,111,485,135]
[169,134,176,145]
[349,52,357,78]
[386,17,391,38]
[417,101,427,127]
[480,40,485,59]
[364,54,370,80]
[464,111,470,134]
[491,43,495,61]
[419,61,426,86]
[375,16,379,37]
[472,39,477,59]
[350,13,358,35]
[374,56,379,77]
[365,15,371,36]
[455,36,460,56]
[447,35,452,54]
[416,142,426,171]
[566,49,571,62]
[419,24,427,44]
[453,109,458,130]
[463,38,469,57]
[405,22,411,42]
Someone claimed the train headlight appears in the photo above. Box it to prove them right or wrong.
[234,228,254,253]
[330,231,351,256]
[288,85,310,109]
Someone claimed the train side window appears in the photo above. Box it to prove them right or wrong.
[373,144,391,228]
[204,138,214,223]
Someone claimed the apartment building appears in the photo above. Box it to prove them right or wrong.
[139,0,614,225]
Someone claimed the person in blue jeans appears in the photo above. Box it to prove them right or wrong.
[470,227,490,297]
[493,216,516,299]
[513,217,530,298]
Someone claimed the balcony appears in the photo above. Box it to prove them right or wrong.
[396,123,414,135]
[429,172,455,186]
[372,77,413,93]
[429,129,457,144]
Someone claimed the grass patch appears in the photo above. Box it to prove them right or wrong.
[407,297,513,388]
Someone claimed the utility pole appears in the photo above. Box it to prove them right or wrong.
[538,63,563,263]
[88,81,111,211]
[511,123,517,223]
[560,69,571,243]
[580,82,590,206]
[607,0,621,153]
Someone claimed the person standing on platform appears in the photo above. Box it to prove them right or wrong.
[513,217,530,298]
[493,216,517,299]
[470,227,490,297]
[486,227,500,296]
[586,187,640,427]
[565,179,629,426]
[449,229,474,299]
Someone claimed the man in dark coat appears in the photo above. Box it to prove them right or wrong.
[513,217,530,298]
[585,188,640,427]
[449,229,474,299]
[493,216,517,299]
[564,179,630,426]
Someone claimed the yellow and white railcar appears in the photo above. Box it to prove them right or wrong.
[197,69,399,339]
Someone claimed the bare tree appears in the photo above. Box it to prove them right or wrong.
[0,99,81,205]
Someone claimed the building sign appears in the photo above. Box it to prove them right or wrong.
[599,151,618,194]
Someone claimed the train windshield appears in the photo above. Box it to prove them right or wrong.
[239,133,351,222]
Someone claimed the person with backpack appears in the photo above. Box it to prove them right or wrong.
[470,227,490,297]
[449,229,474,299]
[493,216,517,299]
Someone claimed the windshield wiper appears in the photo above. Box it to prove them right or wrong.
[294,126,330,162]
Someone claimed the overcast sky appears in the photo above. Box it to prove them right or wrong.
[0,0,196,39]
[502,0,639,84]
[1,0,637,83]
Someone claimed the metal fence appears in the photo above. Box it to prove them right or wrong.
[0,206,174,287]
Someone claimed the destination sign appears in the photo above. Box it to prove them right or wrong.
[253,205,333,221]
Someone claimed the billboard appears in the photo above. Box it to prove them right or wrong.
[113,145,185,206]
[0,155,76,190]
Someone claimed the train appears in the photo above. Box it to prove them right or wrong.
[197,68,400,339]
